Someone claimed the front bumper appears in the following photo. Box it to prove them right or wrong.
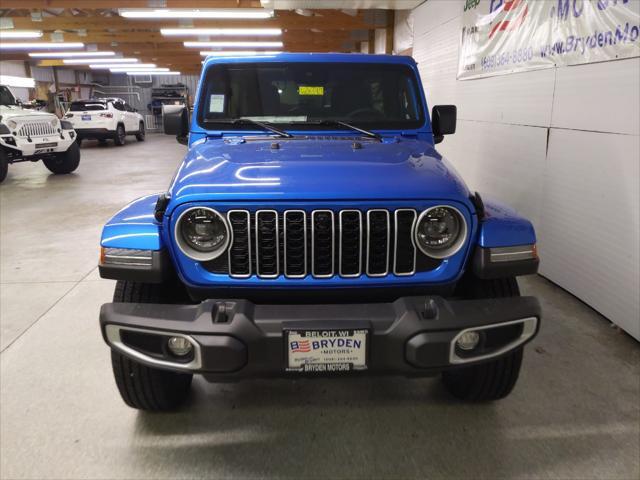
[100,295,541,379]
[0,133,75,156]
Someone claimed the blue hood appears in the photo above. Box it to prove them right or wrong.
[166,137,470,211]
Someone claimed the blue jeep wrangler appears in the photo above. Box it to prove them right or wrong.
[99,53,541,411]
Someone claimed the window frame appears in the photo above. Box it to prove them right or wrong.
[196,62,427,132]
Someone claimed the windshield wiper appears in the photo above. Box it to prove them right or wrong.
[298,119,382,142]
[204,118,293,138]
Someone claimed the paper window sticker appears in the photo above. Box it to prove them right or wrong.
[209,94,225,113]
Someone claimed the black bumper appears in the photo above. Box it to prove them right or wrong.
[75,128,113,140]
[100,295,541,379]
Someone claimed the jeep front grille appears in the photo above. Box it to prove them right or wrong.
[18,121,57,138]
[204,209,440,279]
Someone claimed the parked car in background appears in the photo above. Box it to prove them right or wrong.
[64,97,145,146]
[99,53,541,411]
[0,85,80,183]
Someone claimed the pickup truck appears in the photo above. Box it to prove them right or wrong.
[0,85,80,183]
[98,53,541,411]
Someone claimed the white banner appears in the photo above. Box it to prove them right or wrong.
[458,0,640,80]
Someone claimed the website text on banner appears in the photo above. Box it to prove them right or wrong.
[458,0,640,80]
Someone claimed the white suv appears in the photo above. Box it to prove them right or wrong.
[0,85,80,183]
[64,98,145,146]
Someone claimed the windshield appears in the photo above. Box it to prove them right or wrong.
[70,101,106,111]
[0,86,17,106]
[198,62,424,130]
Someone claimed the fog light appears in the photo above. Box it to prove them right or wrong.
[167,336,193,356]
[456,331,480,351]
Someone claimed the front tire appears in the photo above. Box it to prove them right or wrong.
[110,281,193,411]
[111,350,193,411]
[113,124,126,146]
[135,122,145,141]
[0,149,8,183]
[43,142,80,175]
[441,277,524,402]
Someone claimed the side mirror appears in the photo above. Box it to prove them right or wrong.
[431,105,457,144]
[163,105,189,145]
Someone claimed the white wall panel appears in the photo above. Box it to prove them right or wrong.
[393,9,414,53]
[438,120,547,232]
[408,0,640,339]
[412,0,462,37]
[414,16,459,109]
[552,58,640,135]
[456,69,556,126]
[538,129,640,339]
[0,61,29,101]
[0,60,27,76]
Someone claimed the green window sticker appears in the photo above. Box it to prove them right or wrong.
[298,86,324,96]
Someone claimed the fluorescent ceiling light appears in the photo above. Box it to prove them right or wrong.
[0,30,43,39]
[119,8,273,19]
[125,71,181,76]
[92,63,156,70]
[0,75,36,88]
[161,28,281,36]
[29,51,115,58]
[1,42,84,50]
[200,50,283,56]
[64,58,139,64]
[184,41,283,48]
[110,66,166,72]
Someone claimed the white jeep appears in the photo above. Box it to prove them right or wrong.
[63,97,145,146]
[0,85,80,183]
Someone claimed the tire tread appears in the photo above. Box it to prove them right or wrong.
[110,280,192,411]
[442,277,525,402]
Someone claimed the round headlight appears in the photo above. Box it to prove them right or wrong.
[49,117,58,127]
[7,120,17,130]
[175,207,230,261]
[414,206,467,259]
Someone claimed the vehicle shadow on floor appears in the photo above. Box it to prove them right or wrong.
[129,374,632,479]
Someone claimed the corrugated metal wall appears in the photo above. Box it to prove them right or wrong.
[410,0,640,340]
[106,73,200,114]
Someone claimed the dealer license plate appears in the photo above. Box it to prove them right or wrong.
[81,114,91,121]
[286,329,368,373]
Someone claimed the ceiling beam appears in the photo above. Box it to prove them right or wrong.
[7,10,377,30]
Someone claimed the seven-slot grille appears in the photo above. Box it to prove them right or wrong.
[17,121,57,138]
[220,209,428,279]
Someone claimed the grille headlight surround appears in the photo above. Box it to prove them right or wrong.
[175,207,231,261]
[414,205,467,259]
